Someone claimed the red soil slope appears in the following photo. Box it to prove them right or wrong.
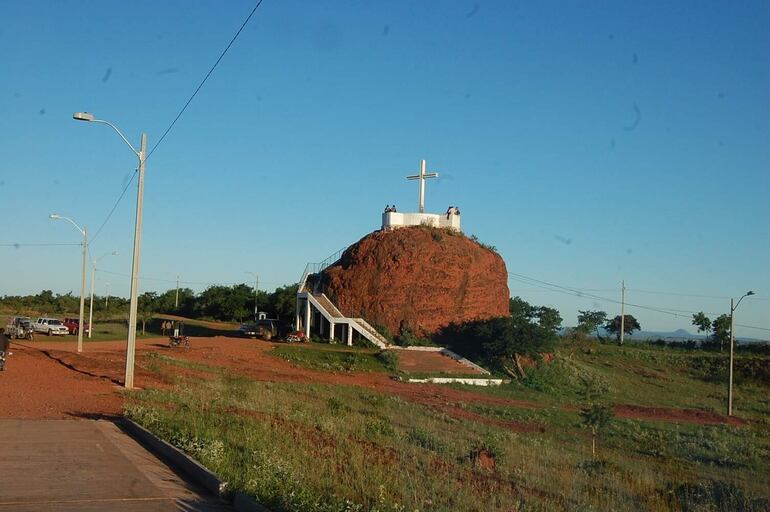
[322,227,510,337]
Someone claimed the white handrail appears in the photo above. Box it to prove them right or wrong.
[297,246,348,292]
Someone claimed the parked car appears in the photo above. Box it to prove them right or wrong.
[238,322,259,338]
[33,317,69,336]
[238,319,286,340]
[63,317,90,336]
[254,319,286,341]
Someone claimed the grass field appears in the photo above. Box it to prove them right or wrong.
[125,340,770,511]
[2,313,238,342]
[270,343,396,373]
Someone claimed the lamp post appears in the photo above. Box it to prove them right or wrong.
[246,271,259,321]
[88,251,118,339]
[49,213,87,353]
[728,290,755,416]
[74,111,147,389]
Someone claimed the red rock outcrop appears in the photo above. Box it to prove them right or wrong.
[321,226,509,337]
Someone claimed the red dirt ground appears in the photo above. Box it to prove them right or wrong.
[0,337,744,430]
[393,349,484,374]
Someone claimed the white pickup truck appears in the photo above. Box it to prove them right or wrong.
[33,317,70,336]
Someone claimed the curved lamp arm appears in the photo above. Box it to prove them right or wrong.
[92,250,119,268]
[73,112,141,158]
[733,291,755,312]
[92,119,141,157]
[49,213,85,237]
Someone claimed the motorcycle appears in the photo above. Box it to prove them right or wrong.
[168,335,190,349]
[168,321,190,349]
[285,331,308,343]
[0,333,9,371]
[18,325,34,341]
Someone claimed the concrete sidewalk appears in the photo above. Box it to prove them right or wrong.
[0,419,233,512]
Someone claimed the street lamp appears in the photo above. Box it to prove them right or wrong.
[88,251,118,339]
[728,290,755,416]
[246,271,259,321]
[49,213,88,353]
[74,111,147,389]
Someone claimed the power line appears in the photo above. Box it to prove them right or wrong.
[146,0,265,160]
[511,273,706,317]
[0,242,81,247]
[629,287,770,302]
[736,324,770,332]
[86,2,264,248]
[88,169,138,244]
[98,268,288,288]
[627,288,730,300]
[509,272,770,332]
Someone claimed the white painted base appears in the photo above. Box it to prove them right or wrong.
[382,211,461,232]
[407,378,506,386]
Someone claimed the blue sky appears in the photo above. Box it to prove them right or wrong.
[1,1,768,337]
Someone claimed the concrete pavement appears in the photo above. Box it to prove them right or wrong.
[0,419,233,511]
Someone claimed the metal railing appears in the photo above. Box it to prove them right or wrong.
[298,246,348,293]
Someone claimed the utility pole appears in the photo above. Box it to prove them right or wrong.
[620,280,625,345]
[73,111,147,389]
[89,251,116,339]
[246,271,259,321]
[175,275,180,309]
[728,297,735,416]
[89,261,96,339]
[727,291,755,416]
[105,283,110,307]
[77,228,88,353]
[49,213,87,352]
[124,132,147,389]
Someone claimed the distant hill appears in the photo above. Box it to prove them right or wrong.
[560,326,768,344]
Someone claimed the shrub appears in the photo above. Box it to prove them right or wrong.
[365,418,394,437]
[672,480,770,512]
[327,397,346,416]
[373,324,393,342]
[407,428,446,453]
[376,350,399,372]
[394,326,432,347]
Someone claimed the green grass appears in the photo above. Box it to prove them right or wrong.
[33,316,239,342]
[270,344,396,373]
[124,342,770,512]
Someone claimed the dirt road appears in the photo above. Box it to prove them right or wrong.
[0,337,743,428]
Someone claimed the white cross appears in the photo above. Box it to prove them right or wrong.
[406,159,438,214]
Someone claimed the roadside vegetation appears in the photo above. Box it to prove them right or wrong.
[271,343,398,374]
[126,337,770,511]
[0,283,298,325]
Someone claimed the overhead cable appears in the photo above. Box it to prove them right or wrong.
[147,0,265,160]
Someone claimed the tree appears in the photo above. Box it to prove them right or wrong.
[536,306,562,333]
[578,377,614,459]
[196,284,253,322]
[580,403,614,459]
[577,310,607,338]
[264,284,299,324]
[604,315,641,342]
[439,296,560,380]
[712,314,731,352]
[509,296,535,321]
[137,292,158,335]
[509,298,562,333]
[691,312,712,339]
